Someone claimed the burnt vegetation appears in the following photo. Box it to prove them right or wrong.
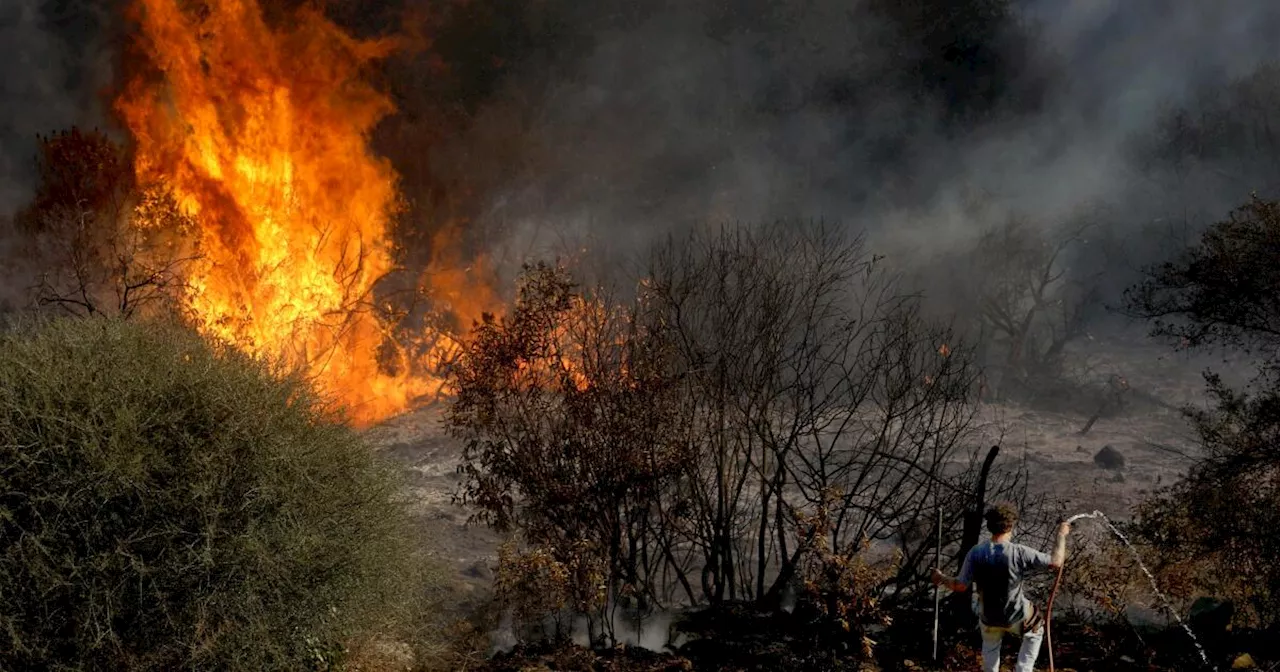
[442,198,1280,671]
[1126,197,1280,640]
[445,226,1044,668]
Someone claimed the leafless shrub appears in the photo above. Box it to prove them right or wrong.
[14,128,198,319]
[642,223,989,610]
[962,215,1102,400]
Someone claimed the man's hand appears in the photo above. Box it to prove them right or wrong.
[932,568,966,592]
[1050,521,1071,569]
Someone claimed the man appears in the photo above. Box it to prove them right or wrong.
[932,504,1071,672]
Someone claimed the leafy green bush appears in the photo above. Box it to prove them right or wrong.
[0,318,419,670]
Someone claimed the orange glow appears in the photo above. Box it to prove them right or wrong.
[421,225,501,335]
[116,0,494,424]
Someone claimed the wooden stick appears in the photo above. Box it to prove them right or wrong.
[933,505,942,662]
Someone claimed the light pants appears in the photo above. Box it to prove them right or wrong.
[979,618,1044,672]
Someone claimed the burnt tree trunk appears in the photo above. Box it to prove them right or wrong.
[946,445,1000,628]
[957,445,1000,566]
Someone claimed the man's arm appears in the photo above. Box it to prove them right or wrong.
[931,568,968,593]
[931,550,973,593]
[1048,522,1070,569]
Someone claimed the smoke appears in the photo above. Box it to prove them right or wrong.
[0,0,117,310]
[0,0,115,215]
[394,0,1280,282]
[488,606,682,655]
[5,0,1280,300]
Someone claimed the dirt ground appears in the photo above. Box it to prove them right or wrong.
[366,408,504,599]
[974,334,1245,519]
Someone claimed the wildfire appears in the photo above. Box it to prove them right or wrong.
[116,0,493,424]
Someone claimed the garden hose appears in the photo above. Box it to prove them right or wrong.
[1045,560,1067,672]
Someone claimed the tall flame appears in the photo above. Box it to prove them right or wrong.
[116,0,462,424]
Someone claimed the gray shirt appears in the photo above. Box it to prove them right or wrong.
[958,540,1052,628]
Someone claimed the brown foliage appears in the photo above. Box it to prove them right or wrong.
[795,491,897,659]
[494,541,608,645]
[448,261,685,626]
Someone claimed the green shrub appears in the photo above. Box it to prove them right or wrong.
[0,318,418,670]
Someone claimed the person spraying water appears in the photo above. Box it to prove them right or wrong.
[1049,511,1216,671]
[931,503,1071,672]
[935,507,1217,671]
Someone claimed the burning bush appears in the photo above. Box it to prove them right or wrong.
[0,318,424,670]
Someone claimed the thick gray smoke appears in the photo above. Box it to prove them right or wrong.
[409,0,1280,275]
[4,0,1279,286]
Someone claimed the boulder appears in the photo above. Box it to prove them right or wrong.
[1094,445,1126,470]
[462,560,493,581]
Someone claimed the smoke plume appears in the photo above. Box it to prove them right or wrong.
[4,0,1280,300]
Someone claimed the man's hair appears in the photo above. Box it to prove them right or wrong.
[984,503,1018,535]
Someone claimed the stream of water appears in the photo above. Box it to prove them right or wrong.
[1064,510,1216,670]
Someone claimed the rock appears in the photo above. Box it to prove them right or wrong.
[1189,596,1234,638]
[1094,445,1126,470]
[1233,653,1257,669]
[1077,445,1086,453]
[462,560,493,580]
[1111,471,1126,483]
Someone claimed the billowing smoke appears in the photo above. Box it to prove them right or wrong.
[4,0,1280,298]
[369,0,1280,282]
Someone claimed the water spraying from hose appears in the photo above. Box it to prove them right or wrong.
[1047,511,1216,671]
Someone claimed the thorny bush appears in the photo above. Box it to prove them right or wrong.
[0,318,426,671]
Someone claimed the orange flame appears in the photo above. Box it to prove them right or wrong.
[116,0,484,424]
